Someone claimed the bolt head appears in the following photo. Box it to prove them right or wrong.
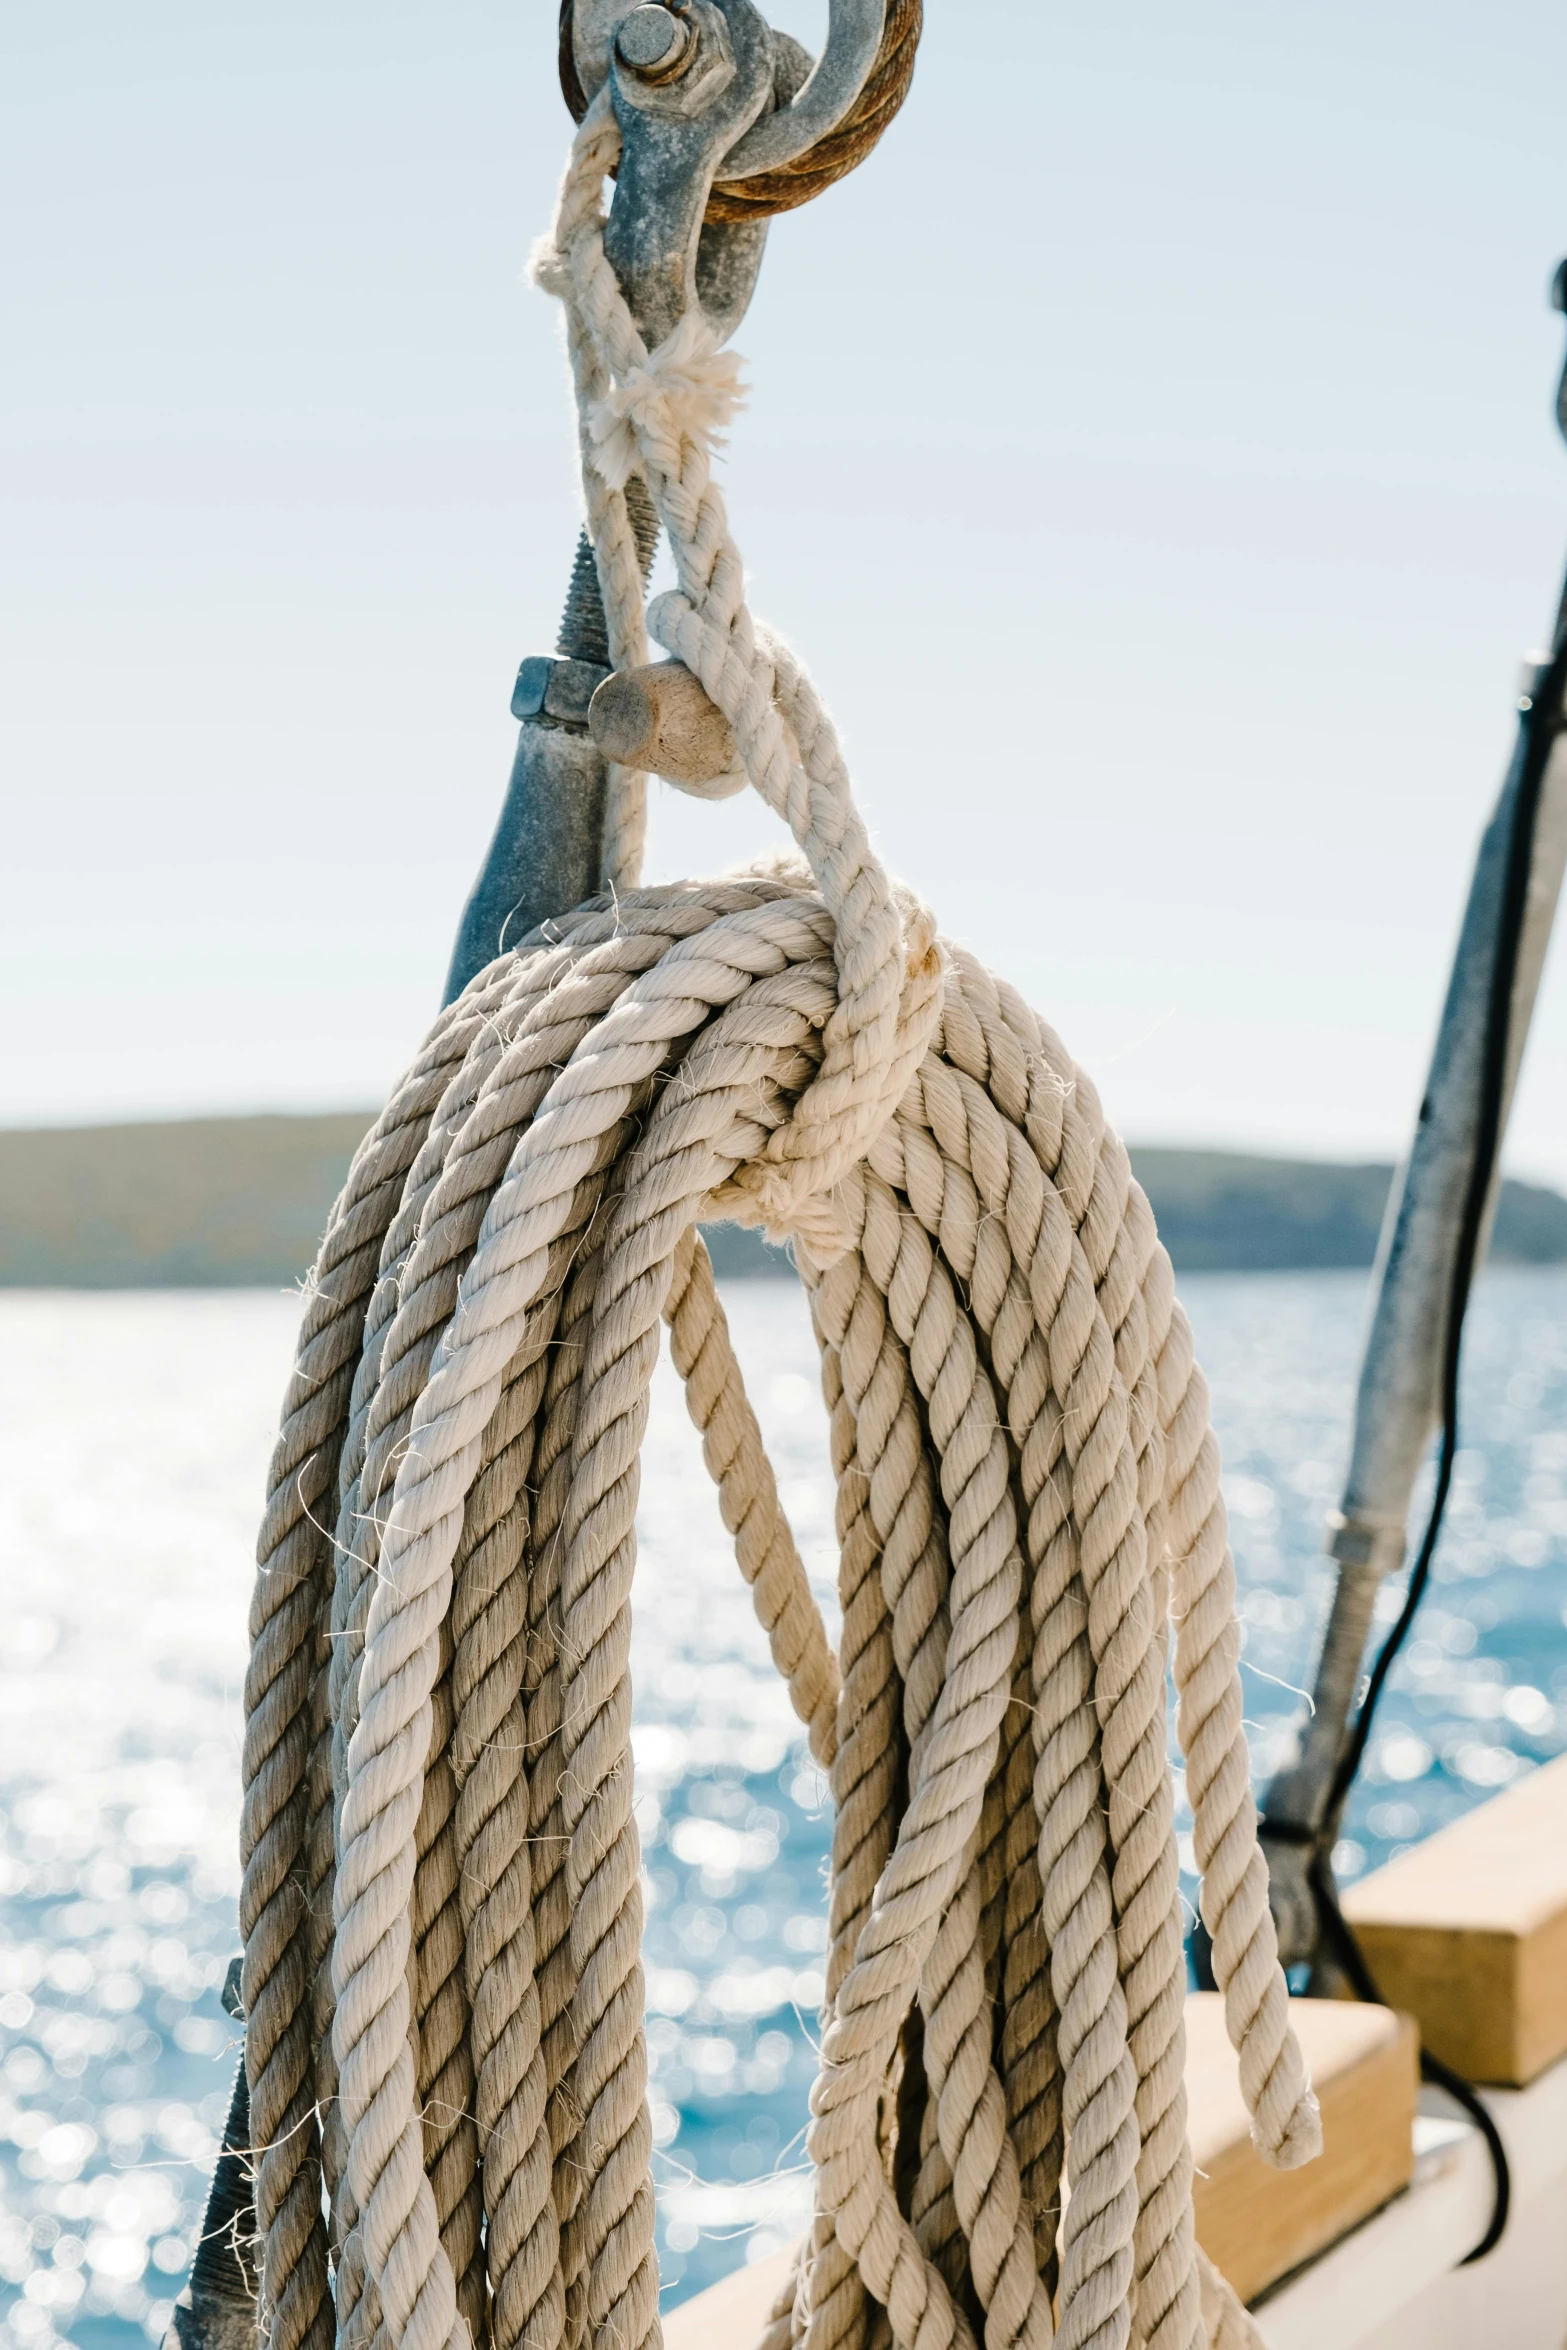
[615,4,692,81]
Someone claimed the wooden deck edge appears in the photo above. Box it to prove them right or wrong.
[663,2242,794,2350]
[660,1992,1423,2342]
[1260,2049,1567,2348]
[1343,1751,1567,2087]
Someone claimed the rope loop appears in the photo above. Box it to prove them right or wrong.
[536,99,946,1254]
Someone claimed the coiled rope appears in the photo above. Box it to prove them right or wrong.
[239,99,1320,2350]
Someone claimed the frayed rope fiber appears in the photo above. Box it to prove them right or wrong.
[237,99,1318,2350]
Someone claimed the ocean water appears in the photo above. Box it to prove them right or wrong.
[1,1269,1565,2342]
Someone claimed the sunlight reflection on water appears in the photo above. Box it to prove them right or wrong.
[0,1270,1563,2337]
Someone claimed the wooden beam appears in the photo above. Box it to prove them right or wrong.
[1343,1750,1567,2086]
[1188,1992,1416,2306]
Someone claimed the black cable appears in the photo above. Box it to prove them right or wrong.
[1299,627,1567,2265]
[1307,1851,1512,2262]
[1205,272,1567,2266]
[1195,622,1567,2250]
[1325,632,1567,1828]
[1323,284,1567,1837]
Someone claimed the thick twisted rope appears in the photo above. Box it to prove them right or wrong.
[238,108,1319,2350]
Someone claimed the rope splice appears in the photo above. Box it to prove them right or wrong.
[237,103,1320,2350]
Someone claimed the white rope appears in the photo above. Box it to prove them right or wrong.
[238,104,1319,2350]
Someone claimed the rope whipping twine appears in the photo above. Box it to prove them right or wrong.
[237,99,1321,2350]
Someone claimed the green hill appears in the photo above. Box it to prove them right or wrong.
[0,1117,1562,1287]
[0,1115,375,1288]
[1128,1146,1567,1272]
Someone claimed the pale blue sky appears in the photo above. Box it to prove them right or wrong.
[6,1,1567,1176]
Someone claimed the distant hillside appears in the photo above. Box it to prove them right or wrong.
[0,1115,376,1287]
[0,1117,1564,1287]
[1129,1147,1567,1272]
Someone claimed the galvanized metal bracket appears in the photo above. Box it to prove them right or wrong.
[444,0,890,1002]
[571,0,886,181]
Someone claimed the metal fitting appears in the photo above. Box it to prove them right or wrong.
[615,4,695,82]
[1517,653,1554,712]
[1324,1509,1410,1577]
[220,1955,245,2020]
[609,0,738,133]
[511,655,613,728]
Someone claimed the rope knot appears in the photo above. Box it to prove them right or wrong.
[587,312,748,492]
[715,898,946,1265]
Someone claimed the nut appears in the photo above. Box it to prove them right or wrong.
[614,5,694,83]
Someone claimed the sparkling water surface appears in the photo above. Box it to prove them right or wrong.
[2,1271,1565,2341]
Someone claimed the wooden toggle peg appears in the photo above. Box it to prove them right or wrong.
[588,659,746,798]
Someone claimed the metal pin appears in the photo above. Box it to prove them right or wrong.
[615,5,694,82]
